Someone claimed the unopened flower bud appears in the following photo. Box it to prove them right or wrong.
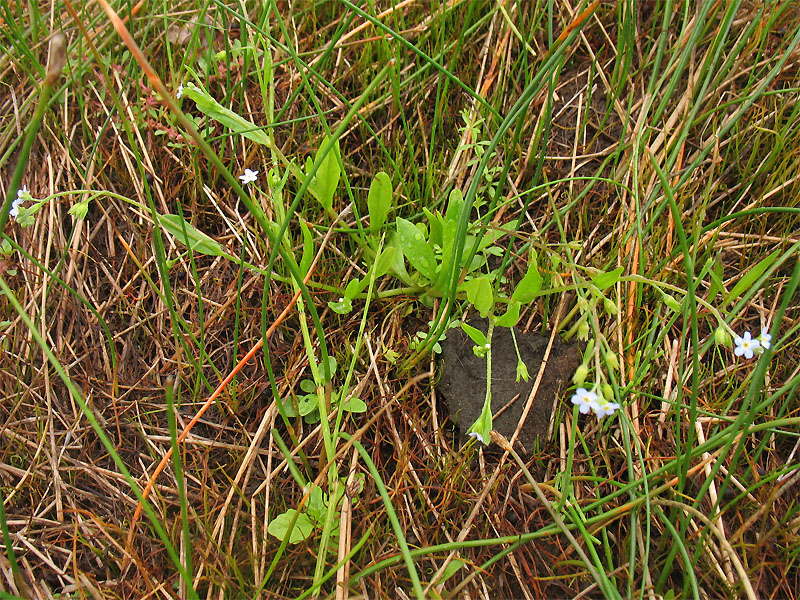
[714,326,732,347]
[602,384,614,400]
[573,364,590,385]
[577,320,590,340]
[606,352,620,371]
[603,297,619,315]
[663,294,682,312]
[516,359,530,382]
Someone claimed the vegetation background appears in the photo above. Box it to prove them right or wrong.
[1,0,799,598]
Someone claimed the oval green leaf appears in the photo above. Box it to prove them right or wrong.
[396,217,436,280]
[368,171,392,233]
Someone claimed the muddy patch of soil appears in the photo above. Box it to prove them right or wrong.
[437,318,580,451]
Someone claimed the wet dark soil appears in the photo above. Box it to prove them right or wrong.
[437,318,580,451]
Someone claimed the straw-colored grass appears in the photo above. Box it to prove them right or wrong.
[1,1,799,598]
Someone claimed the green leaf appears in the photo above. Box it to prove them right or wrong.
[180,82,272,146]
[158,213,224,256]
[367,171,392,233]
[342,396,367,413]
[304,411,321,424]
[476,228,505,252]
[444,188,464,224]
[307,136,341,214]
[423,207,443,248]
[267,510,315,543]
[396,218,437,280]
[435,218,459,291]
[386,233,414,285]
[462,276,493,318]
[299,219,314,275]
[344,278,365,300]
[725,250,780,304]
[432,558,466,588]
[374,246,396,278]
[328,296,353,314]
[511,254,543,304]
[591,266,624,290]
[494,301,521,328]
[321,355,337,381]
[460,322,487,347]
[300,379,317,394]
[306,487,328,524]
[297,395,318,416]
[276,397,298,418]
[707,256,725,303]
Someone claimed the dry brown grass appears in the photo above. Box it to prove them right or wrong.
[2,1,800,598]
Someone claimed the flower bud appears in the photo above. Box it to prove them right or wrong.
[602,384,614,400]
[603,297,619,315]
[714,326,732,347]
[606,352,620,371]
[516,359,530,382]
[69,200,89,220]
[573,364,590,385]
[577,320,590,340]
[663,294,682,312]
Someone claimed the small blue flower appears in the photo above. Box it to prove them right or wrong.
[571,388,600,415]
[756,328,771,350]
[10,186,32,221]
[467,431,486,444]
[734,331,760,359]
[239,168,259,185]
[594,400,621,420]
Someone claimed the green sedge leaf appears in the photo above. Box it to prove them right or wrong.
[432,559,467,587]
[299,219,313,275]
[707,256,725,303]
[321,355,337,381]
[725,250,780,304]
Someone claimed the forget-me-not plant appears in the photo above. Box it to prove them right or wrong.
[734,331,760,359]
[239,169,259,185]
